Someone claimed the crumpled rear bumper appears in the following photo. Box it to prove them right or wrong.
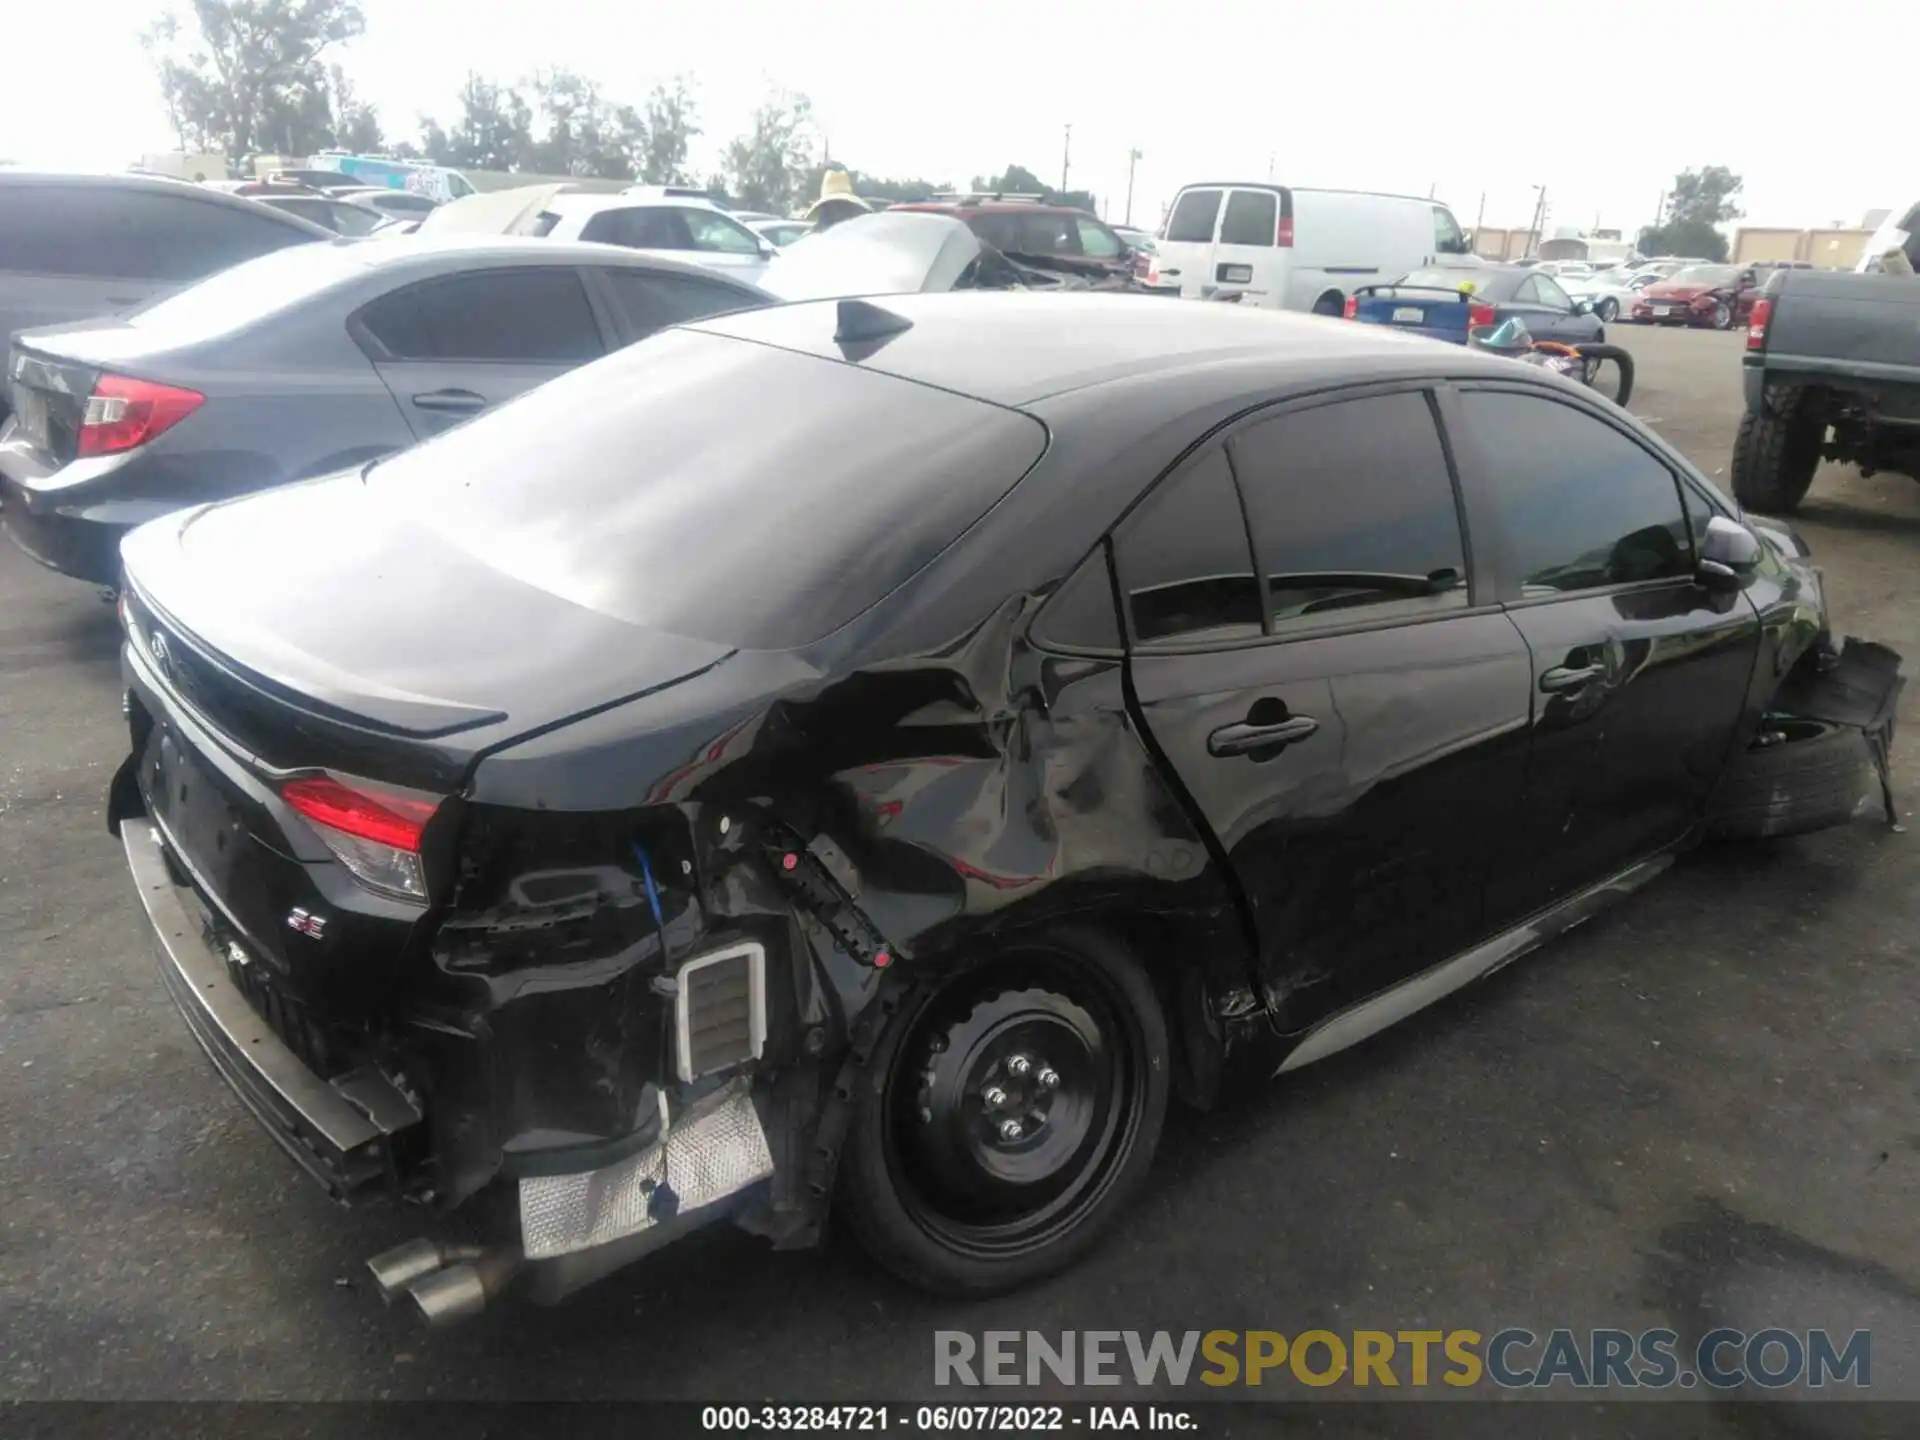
[122,816,423,1202]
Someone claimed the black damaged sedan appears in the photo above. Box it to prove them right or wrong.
[107,292,1901,1320]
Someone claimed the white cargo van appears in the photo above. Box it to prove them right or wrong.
[1147,183,1474,313]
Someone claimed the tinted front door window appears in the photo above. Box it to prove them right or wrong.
[1463,390,1690,594]
[1229,390,1468,631]
[605,269,760,334]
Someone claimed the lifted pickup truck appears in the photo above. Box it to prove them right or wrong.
[1734,261,1920,512]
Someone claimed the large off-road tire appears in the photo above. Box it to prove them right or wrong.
[838,928,1170,1296]
[1705,717,1874,841]
[1731,399,1824,514]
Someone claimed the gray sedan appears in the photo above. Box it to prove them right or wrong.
[0,237,768,586]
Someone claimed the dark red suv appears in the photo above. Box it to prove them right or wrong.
[888,195,1138,283]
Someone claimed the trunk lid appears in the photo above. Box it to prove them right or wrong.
[1350,286,1476,345]
[120,470,735,789]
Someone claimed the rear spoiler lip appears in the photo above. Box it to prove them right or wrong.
[123,567,509,743]
[1351,283,1481,301]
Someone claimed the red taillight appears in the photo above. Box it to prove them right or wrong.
[1341,295,1358,320]
[76,373,204,458]
[1747,297,1772,351]
[283,774,441,900]
[1468,301,1497,330]
[284,775,436,851]
[1276,214,1294,247]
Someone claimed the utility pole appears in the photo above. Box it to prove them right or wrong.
[1125,148,1141,226]
[1267,151,1275,181]
[1060,123,1072,193]
[1526,184,1547,257]
[1428,181,1436,199]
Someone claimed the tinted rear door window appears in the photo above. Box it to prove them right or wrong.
[1219,190,1277,246]
[1229,391,1468,631]
[1112,448,1262,645]
[0,186,311,281]
[358,268,605,362]
[1165,189,1223,244]
[1460,390,1691,595]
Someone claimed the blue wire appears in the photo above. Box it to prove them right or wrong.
[632,842,665,931]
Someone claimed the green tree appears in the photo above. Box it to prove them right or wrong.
[520,69,639,179]
[722,89,815,213]
[143,0,367,160]
[325,63,382,152]
[423,72,535,171]
[1639,165,1743,262]
[970,163,1096,214]
[635,76,700,186]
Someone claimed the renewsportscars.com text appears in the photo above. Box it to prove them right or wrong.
[933,1328,1871,1391]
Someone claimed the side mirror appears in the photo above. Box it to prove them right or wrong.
[1697,515,1763,590]
[1572,298,1594,315]
[758,241,777,261]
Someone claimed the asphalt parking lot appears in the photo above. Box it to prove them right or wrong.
[1,323,1917,1418]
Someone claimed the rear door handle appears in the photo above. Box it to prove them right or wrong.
[1207,715,1319,757]
[411,389,488,414]
[1540,663,1604,693]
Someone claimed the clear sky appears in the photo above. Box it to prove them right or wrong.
[3,0,1906,234]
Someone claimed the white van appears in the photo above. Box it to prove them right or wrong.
[1147,183,1474,313]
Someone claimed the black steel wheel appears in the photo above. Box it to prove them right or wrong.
[839,929,1169,1294]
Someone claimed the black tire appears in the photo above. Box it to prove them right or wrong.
[839,928,1170,1295]
[1312,292,1343,317]
[1706,717,1873,841]
[1731,399,1823,513]
[1709,299,1734,330]
[1597,298,1619,322]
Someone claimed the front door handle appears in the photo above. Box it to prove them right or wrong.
[1540,663,1604,693]
[1208,715,1319,757]
[411,389,488,414]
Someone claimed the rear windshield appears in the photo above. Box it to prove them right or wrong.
[1165,189,1223,244]
[123,241,367,343]
[366,327,1049,649]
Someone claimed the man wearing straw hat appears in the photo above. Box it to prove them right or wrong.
[805,169,873,232]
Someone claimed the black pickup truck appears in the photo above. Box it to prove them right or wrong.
[1734,260,1920,512]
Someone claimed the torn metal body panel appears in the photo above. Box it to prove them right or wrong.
[105,292,1904,1316]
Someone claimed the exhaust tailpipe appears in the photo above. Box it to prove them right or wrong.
[366,1239,521,1327]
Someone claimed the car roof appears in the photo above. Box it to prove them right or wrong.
[545,191,727,218]
[689,290,1525,408]
[0,169,334,235]
[895,200,1089,217]
[347,233,765,278]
